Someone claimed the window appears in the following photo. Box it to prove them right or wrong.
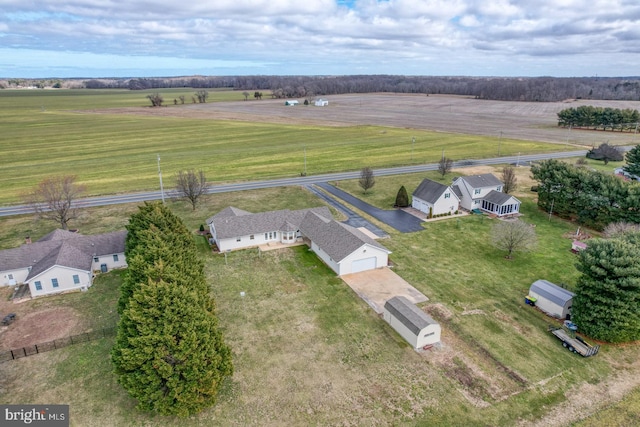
[52,278,59,288]
[73,274,80,284]
[264,233,268,240]
[94,257,99,262]
[497,186,502,191]
[424,332,435,337]
[236,237,241,242]
[8,274,13,280]
[250,235,255,240]
[35,281,42,291]
[113,254,119,262]
[444,193,450,199]
[474,189,481,195]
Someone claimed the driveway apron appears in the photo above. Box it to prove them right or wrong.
[315,183,425,233]
[305,185,388,238]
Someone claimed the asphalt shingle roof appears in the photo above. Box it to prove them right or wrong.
[298,212,390,262]
[483,190,519,205]
[412,179,450,203]
[459,173,503,189]
[0,230,126,280]
[384,296,438,335]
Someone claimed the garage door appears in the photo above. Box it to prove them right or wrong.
[352,257,377,273]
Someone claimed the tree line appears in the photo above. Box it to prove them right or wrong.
[557,106,640,131]
[531,158,640,230]
[111,202,233,417]
[72,75,640,102]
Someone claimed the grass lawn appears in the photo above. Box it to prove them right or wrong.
[0,89,571,205]
[1,181,639,425]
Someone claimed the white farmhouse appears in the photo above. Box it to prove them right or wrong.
[412,178,460,217]
[0,229,127,298]
[314,99,329,106]
[452,173,521,216]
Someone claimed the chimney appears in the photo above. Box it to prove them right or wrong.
[25,236,31,244]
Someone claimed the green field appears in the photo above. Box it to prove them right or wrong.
[0,89,570,205]
[1,177,639,426]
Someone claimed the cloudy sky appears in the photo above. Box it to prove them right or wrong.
[1,0,639,78]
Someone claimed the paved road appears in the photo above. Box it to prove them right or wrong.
[304,185,389,237]
[316,183,425,233]
[0,148,620,218]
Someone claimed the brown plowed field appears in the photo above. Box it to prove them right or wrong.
[109,93,640,147]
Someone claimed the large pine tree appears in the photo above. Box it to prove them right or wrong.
[572,232,640,343]
[623,144,640,178]
[112,202,232,416]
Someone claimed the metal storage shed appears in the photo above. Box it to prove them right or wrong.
[383,296,441,348]
[528,279,575,319]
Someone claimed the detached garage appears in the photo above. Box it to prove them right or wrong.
[528,279,575,319]
[384,296,441,349]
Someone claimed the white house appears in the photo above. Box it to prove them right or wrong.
[0,229,127,298]
[528,279,575,319]
[384,296,441,348]
[412,178,460,217]
[207,206,391,275]
[314,99,329,106]
[452,173,521,216]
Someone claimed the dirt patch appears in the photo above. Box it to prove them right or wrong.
[0,307,80,349]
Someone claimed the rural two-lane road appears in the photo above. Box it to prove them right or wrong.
[0,149,600,217]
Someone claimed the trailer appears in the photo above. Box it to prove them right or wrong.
[548,325,599,357]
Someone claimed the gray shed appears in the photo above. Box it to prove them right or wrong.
[383,296,441,348]
[528,279,575,319]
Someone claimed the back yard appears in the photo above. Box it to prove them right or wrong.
[1,168,639,426]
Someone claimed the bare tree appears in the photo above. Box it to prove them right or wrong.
[195,90,209,103]
[490,220,537,259]
[603,221,640,238]
[25,175,86,229]
[501,166,517,194]
[359,167,376,194]
[173,170,209,210]
[242,91,250,101]
[438,157,453,177]
[178,95,185,104]
[146,93,163,107]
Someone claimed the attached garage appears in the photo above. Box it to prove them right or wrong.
[528,279,575,319]
[351,257,377,274]
[384,296,441,349]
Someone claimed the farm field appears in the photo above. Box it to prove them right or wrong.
[1,174,640,426]
[0,89,615,205]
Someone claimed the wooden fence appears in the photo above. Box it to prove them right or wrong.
[0,327,116,363]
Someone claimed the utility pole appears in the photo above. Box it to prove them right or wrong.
[498,131,502,156]
[303,145,307,176]
[157,154,165,204]
[411,136,415,162]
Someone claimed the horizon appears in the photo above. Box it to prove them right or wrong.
[2,1,640,79]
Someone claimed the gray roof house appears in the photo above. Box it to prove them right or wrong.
[411,178,460,216]
[452,173,521,216]
[528,279,575,319]
[0,230,127,298]
[207,206,391,275]
[383,296,441,348]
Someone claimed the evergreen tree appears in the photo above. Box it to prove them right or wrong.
[395,186,409,207]
[113,203,232,416]
[572,233,640,343]
[623,144,640,178]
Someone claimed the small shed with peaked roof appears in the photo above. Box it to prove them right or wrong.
[528,279,575,319]
[383,296,441,348]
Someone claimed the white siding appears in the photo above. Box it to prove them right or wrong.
[1,268,30,286]
[529,290,571,319]
[309,241,340,275]
[217,232,277,252]
[28,266,92,297]
[91,252,127,272]
[383,310,441,348]
[337,244,389,275]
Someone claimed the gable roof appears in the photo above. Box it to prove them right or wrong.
[530,280,575,306]
[298,212,390,262]
[210,207,333,240]
[413,179,457,204]
[458,173,503,189]
[0,230,127,280]
[37,229,82,242]
[482,190,520,206]
[206,206,252,224]
[384,296,438,335]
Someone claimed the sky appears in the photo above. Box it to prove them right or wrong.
[1,0,639,78]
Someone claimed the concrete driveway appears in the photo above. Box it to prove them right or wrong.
[341,268,428,314]
[316,183,425,233]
